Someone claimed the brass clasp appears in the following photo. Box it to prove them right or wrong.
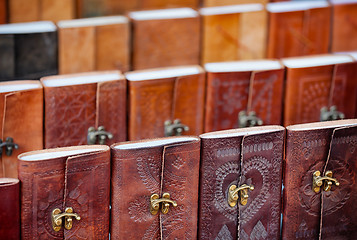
[320,106,345,122]
[164,119,189,136]
[228,184,254,207]
[150,193,177,215]
[0,137,19,156]
[87,126,113,145]
[52,207,81,232]
[238,111,263,128]
[313,170,340,193]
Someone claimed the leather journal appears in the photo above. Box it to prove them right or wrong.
[0,81,43,178]
[200,4,267,64]
[0,21,58,81]
[111,136,200,239]
[130,8,200,70]
[198,126,285,239]
[0,178,19,240]
[41,71,126,148]
[126,66,205,140]
[58,16,130,74]
[203,0,268,7]
[0,0,5,24]
[267,1,330,58]
[204,60,284,132]
[282,119,357,239]
[282,54,357,126]
[18,145,110,239]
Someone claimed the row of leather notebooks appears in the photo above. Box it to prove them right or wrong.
[1,0,357,81]
[1,119,356,239]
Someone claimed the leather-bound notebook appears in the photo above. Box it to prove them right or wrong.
[200,4,267,64]
[111,136,200,239]
[130,8,200,70]
[58,16,130,74]
[0,0,6,24]
[203,0,268,7]
[267,1,331,58]
[0,21,57,81]
[0,178,19,240]
[204,60,284,132]
[41,71,126,148]
[18,145,110,239]
[282,54,357,126]
[283,120,357,239]
[0,81,43,178]
[126,66,205,140]
[198,126,285,239]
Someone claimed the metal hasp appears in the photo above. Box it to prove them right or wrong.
[164,119,189,136]
[0,137,19,156]
[313,170,340,193]
[52,207,81,232]
[87,126,113,145]
[150,193,177,215]
[320,106,345,122]
[228,184,255,207]
[238,111,263,128]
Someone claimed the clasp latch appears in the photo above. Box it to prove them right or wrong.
[228,183,254,207]
[87,126,113,145]
[52,207,81,231]
[320,106,345,122]
[0,137,19,156]
[150,193,177,215]
[164,119,189,136]
[238,111,263,128]
[313,170,340,193]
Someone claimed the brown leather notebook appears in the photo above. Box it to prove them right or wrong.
[41,71,126,148]
[58,16,130,74]
[0,0,6,24]
[130,8,200,70]
[198,126,285,239]
[0,81,43,178]
[200,4,267,64]
[111,136,200,239]
[126,66,205,140]
[283,120,357,239]
[267,1,331,58]
[18,145,110,239]
[282,54,357,126]
[204,60,284,132]
[0,178,20,240]
[203,0,268,7]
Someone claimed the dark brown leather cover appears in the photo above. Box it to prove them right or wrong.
[0,81,43,178]
[283,119,357,239]
[198,126,285,239]
[41,71,127,148]
[111,136,200,239]
[0,0,6,24]
[18,145,110,239]
[0,178,20,240]
[127,66,205,140]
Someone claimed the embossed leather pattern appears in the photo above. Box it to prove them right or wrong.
[18,145,110,240]
[282,119,357,239]
[111,136,200,239]
[198,126,285,239]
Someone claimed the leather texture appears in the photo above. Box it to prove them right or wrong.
[198,126,285,239]
[0,81,43,178]
[0,178,20,240]
[127,66,205,140]
[111,136,200,239]
[282,119,357,239]
[18,145,110,239]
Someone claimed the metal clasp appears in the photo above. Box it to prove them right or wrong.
[313,170,340,193]
[87,126,113,145]
[238,111,263,128]
[228,184,254,207]
[164,119,189,136]
[320,106,345,122]
[52,207,81,232]
[150,193,177,215]
[0,137,19,156]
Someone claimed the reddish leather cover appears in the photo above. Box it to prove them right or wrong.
[0,178,20,240]
[0,0,6,24]
[198,126,285,239]
[18,145,110,239]
[283,119,357,239]
[111,136,201,239]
